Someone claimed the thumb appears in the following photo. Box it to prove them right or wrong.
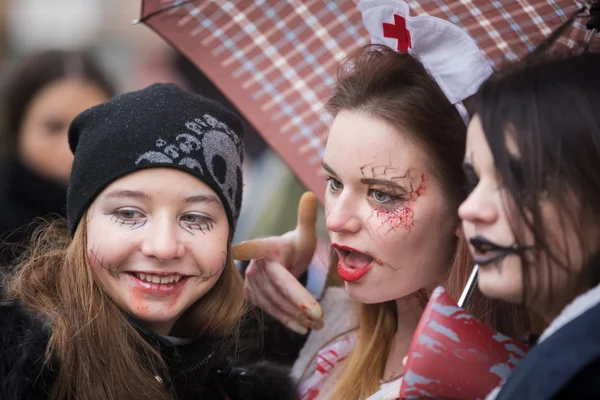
[232,236,292,261]
[293,192,318,262]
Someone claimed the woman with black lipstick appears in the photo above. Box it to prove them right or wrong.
[459,52,600,399]
[0,83,294,400]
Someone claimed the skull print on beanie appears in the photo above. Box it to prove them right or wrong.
[66,83,244,236]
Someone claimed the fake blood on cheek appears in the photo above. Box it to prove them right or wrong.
[376,173,428,231]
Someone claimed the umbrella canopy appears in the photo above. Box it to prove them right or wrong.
[139,0,598,201]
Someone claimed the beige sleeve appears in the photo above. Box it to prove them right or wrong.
[290,287,359,383]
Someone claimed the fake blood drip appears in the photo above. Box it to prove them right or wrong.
[376,173,428,231]
[130,288,150,315]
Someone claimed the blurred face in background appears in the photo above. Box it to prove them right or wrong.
[17,78,110,185]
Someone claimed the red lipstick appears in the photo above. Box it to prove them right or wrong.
[333,244,377,282]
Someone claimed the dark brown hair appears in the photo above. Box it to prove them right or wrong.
[0,49,115,155]
[324,44,544,400]
[473,52,600,314]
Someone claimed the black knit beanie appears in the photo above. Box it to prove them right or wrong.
[66,83,244,236]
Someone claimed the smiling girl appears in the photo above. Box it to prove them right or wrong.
[0,83,294,400]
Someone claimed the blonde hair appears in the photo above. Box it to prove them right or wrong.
[6,213,247,400]
[322,44,545,400]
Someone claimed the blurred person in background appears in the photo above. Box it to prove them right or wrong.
[0,49,115,270]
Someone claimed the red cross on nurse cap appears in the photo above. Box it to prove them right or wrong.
[358,0,493,124]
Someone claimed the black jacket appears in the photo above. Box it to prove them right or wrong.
[0,300,296,400]
[494,284,600,400]
[0,158,67,270]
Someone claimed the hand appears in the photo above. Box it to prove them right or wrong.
[232,192,324,334]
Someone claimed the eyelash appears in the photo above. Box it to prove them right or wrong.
[462,163,480,196]
[108,209,215,233]
[110,209,146,229]
[326,176,403,205]
[180,214,215,234]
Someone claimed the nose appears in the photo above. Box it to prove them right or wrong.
[325,191,362,234]
[141,214,185,261]
[458,184,498,225]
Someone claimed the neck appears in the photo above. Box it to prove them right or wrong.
[382,296,424,382]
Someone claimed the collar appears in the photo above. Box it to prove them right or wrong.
[1,157,67,216]
[539,281,600,344]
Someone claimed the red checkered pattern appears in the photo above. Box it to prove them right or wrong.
[141,0,598,201]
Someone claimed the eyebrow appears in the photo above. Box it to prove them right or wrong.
[322,161,336,175]
[322,162,409,193]
[104,190,220,205]
[360,178,407,193]
[184,195,221,205]
[105,190,149,200]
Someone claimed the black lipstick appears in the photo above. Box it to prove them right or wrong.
[469,235,531,266]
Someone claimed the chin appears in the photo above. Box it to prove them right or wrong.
[477,280,522,304]
[344,282,395,304]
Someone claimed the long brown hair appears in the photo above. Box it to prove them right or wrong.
[323,44,545,400]
[5,212,247,400]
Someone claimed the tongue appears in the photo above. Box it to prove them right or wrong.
[344,252,374,268]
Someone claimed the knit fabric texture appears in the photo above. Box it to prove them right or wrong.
[66,83,244,235]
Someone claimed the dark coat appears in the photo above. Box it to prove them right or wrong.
[0,300,296,400]
[0,158,67,270]
[494,284,600,400]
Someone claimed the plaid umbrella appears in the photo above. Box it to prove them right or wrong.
[138,0,598,202]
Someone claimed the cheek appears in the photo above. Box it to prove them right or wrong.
[324,193,334,219]
[375,203,416,232]
[189,235,229,273]
[86,223,138,275]
[373,174,429,233]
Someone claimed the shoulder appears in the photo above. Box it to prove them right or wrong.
[0,299,55,399]
[496,301,600,400]
[553,358,600,399]
[0,299,51,348]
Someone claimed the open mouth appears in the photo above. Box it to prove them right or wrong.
[469,235,526,266]
[332,244,376,282]
[335,246,374,268]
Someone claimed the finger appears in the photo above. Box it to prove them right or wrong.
[244,264,310,334]
[232,236,292,261]
[244,260,300,319]
[294,192,318,258]
[263,261,323,320]
[247,286,308,335]
[254,261,311,326]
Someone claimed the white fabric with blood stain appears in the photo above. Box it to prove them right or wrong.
[292,287,403,400]
[297,331,402,400]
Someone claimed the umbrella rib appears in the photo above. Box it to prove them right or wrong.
[527,6,588,58]
[137,0,198,23]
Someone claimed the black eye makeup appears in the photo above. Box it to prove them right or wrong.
[326,176,343,192]
[462,162,480,195]
[179,213,215,235]
[107,208,147,230]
